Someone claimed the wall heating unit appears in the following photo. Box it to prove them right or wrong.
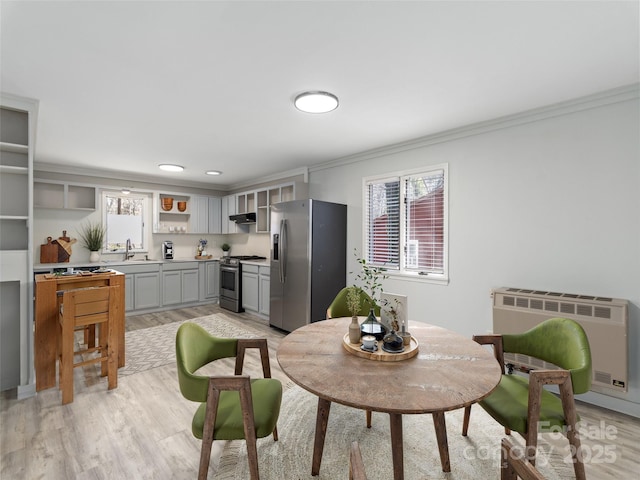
[492,287,628,396]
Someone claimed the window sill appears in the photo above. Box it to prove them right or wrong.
[384,270,449,286]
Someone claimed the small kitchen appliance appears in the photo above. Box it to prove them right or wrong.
[162,241,174,260]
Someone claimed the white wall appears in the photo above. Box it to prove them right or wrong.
[308,92,640,416]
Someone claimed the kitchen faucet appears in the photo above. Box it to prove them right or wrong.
[124,238,134,261]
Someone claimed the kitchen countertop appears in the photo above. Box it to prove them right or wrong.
[34,257,271,270]
[240,259,270,267]
[34,257,221,270]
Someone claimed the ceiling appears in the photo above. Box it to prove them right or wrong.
[2,1,638,190]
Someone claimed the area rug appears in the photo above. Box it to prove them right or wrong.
[218,386,576,480]
[119,313,260,377]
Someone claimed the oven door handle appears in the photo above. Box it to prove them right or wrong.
[279,219,287,283]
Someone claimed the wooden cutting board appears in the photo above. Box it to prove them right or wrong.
[52,231,76,263]
[40,237,58,263]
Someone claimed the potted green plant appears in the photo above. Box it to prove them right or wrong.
[352,249,388,340]
[78,221,106,262]
[221,243,231,257]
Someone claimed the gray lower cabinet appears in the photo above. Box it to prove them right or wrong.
[162,271,182,306]
[259,266,270,316]
[241,265,259,312]
[117,264,161,312]
[242,264,270,316]
[162,262,200,306]
[200,261,219,301]
[135,272,161,310]
[97,261,215,314]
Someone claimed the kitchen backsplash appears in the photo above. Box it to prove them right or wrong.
[33,208,271,264]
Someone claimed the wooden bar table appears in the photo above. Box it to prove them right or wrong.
[34,270,125,391]
[277,318,502,480]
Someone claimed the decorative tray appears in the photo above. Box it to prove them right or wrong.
[195,255,213,260]
[342,333,419,362]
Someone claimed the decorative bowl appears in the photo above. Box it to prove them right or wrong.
[177,201,187,212]
[161,197,174,211]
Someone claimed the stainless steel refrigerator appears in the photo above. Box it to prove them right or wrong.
[270,199,347,332]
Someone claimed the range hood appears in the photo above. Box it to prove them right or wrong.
[229,212,256,224]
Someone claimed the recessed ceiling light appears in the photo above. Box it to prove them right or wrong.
[158,164,184,172]
[294,91,339,114]
[206,170,222,176]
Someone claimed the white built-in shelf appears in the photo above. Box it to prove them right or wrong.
[0,142,28,154]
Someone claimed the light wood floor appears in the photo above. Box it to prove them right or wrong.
[1,304,638,479]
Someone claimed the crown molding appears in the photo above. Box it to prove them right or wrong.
[310,83,640,172]
[227,166,309,191]
[33,162,226,192]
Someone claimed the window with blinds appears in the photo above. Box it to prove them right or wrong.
[363,165,447,280]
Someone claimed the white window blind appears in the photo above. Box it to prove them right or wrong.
[365,178,400,269]
[364,165,447,280]
[404,169,445,273]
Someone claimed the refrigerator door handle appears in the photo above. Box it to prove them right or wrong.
[280,219,287,283]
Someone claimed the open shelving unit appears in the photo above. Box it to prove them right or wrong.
[153,193,191,233]
[0,93,38,398]
[33,180,96,210]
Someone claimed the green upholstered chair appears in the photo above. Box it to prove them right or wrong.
[175,322,282,480]
[462,317,591,480]
[326,286,380,319]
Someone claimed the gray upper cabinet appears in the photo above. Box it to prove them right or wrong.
[188,195,209,234]
[221,194,236,234]
[208,197,221,234]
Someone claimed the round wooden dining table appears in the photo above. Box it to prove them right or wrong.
[277,318,502,480]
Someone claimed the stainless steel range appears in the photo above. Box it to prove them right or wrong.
[219,255,267,313]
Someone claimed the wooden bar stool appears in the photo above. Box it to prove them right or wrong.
[58,285,119,404]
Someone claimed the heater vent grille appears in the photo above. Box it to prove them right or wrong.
[493,287,628,396]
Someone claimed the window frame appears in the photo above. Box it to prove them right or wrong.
[362,164,449,285]
[101,190,150,254]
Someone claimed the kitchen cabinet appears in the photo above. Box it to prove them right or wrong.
[162,262,199,306]
[259,266,270,316]
[246,181,308,233]
[153,192,190,234]
[241,264,259,313]
[241,263,269,318]
[208,197,221,234]
[33,180,96,210]
[188,195,209,234]
[185,195,223,234]
[117,264,161,312]
[199,260,219,301]
[221,194,237,234]
[1,93,37,397]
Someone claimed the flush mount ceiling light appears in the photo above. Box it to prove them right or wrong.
[158,164,184,172]
[294,91,339,113]
[205,170,222,176]
[121,188,131,195]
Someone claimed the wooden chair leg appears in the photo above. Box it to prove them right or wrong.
[61,317,74,405]
[238,379,259,480]
[272,426,278,441]
[198,385,220,480]
[366,410,372,428]
[559,380,586,480]
[107,319,118,390]
[462,405,471,436]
